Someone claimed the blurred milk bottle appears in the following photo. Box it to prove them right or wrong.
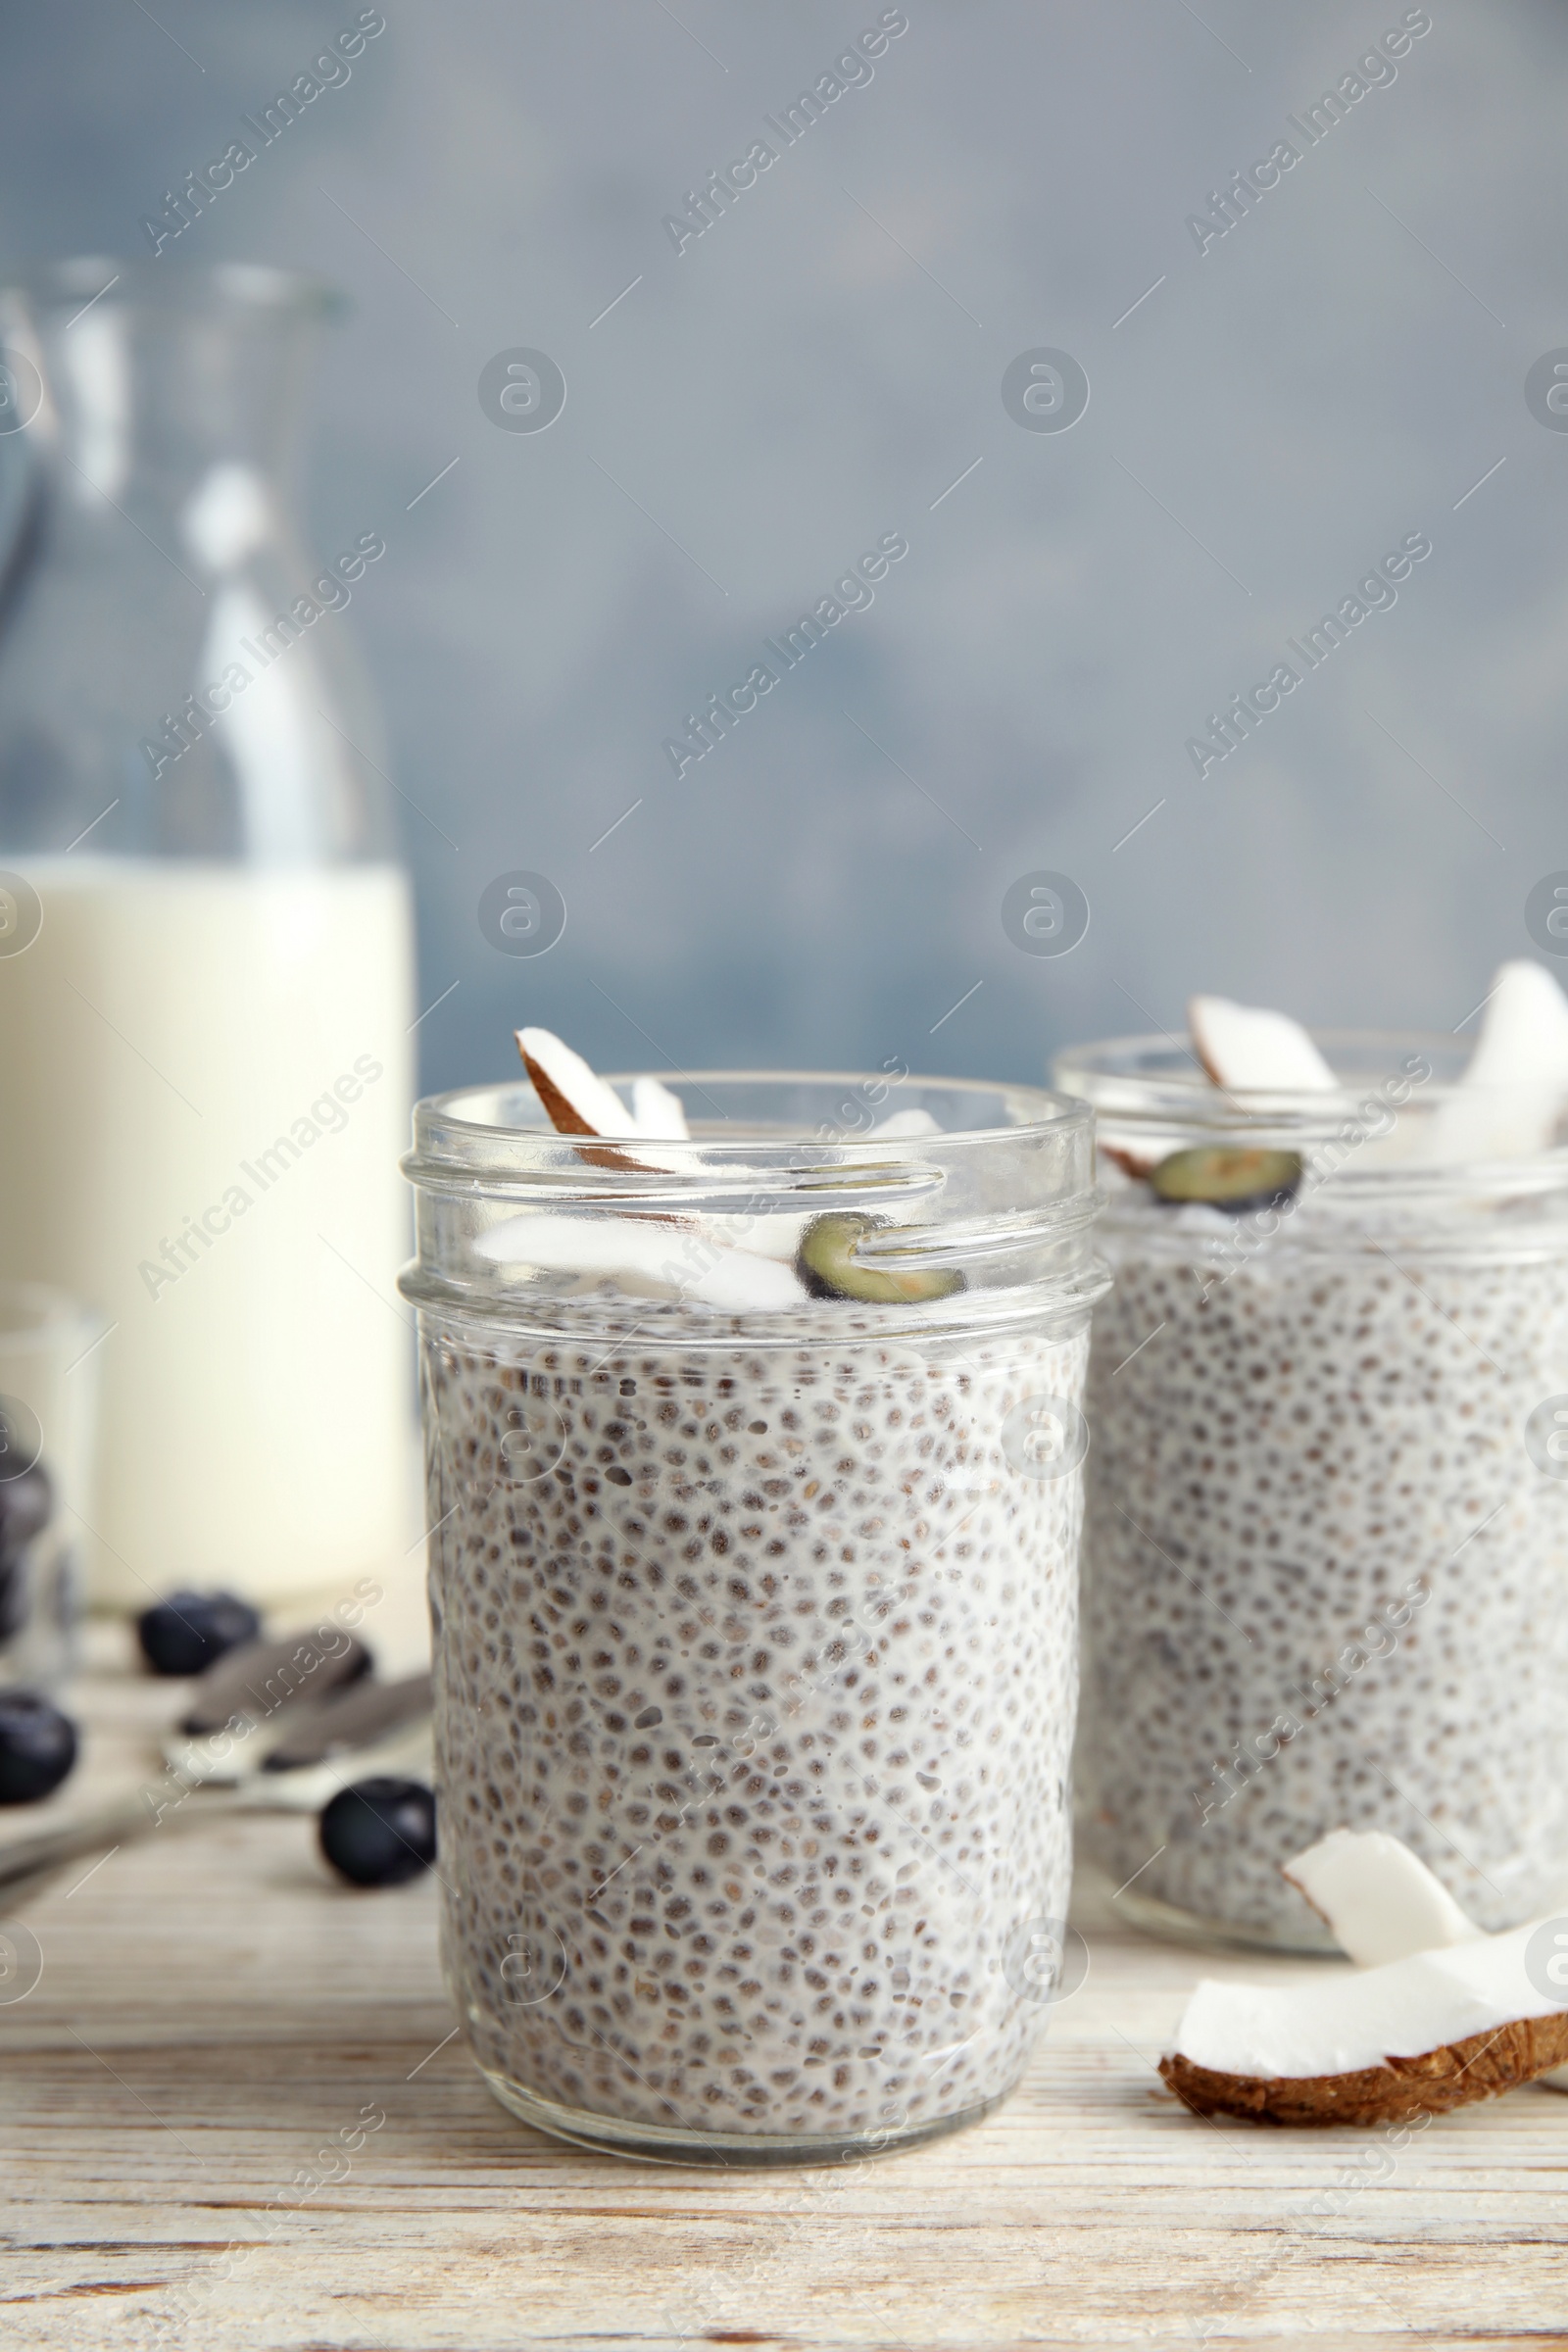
[0,261,416,1609]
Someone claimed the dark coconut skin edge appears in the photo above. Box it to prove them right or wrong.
[516,1042,651,1179]
[1159,2010,1568,2126]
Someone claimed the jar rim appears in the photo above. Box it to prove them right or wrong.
[399,1070,1106,1337]
[1057,1024,1563,1126]
[1056,1027,1462,1114]
[1055,1028,1568,1215]
[410,1068,1095,1172]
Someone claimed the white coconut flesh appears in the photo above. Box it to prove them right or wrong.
[1417,958,1568,1162]
[1281,1827,1568,2096]
[868,1105,941,1139]
[1187,996,1339,1094]
[503,1027,820,1301]
[1162,1830,1568,2122]
[505,1028,949,1299]
[477,1207,805,1310]
[516,1024,642,1138]
[1283,1828,1475,1965]
[1181,970,1568,1170]
[1460,959,1568,1092]
[1173,1927,1560,2081]
[630,1073,690,1139]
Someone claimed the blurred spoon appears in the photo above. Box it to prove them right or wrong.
[0,1670,432,1900]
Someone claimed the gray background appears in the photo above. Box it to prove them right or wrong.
[2,0,1561,1095]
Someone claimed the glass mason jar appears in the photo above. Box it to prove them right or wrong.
[400,1071,1108,2164]
[0,260,415,1609]
[1054,1029,1568,1952]
[0,1282,105,1690]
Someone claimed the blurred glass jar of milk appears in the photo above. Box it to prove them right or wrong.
[0,261,416,1609]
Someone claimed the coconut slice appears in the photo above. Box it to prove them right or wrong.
[516,1026,640,1138]
[1461,960,1568,1093]
[706,1209,810,1262]
[1283,1829,1476,1967]
[632,1074,690,1139]
[506,1028,807,1304]
[1101,993,1336,1186]
[1281,1827,1568,2095]
[1160,1922,1568,2125]
[1417,960,1568,1163]
[1188,996,1338,1094]
[517,1025,692,1177]
[868,1106,941,1140]
[476,1209,803,1310]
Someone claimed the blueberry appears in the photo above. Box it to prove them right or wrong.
[318,1777,436,1888]
[0,1689,77,1804]
[136,1590,262,1678]
[0,1458,52,1570]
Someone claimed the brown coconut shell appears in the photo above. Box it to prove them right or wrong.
[516,1042,654,1179]
[1160,2010,1568,2128]
[519,1048,599,1138]
[514,1040,701,1241]
[517,1044,620,1151]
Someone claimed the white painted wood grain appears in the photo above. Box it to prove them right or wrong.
[2,1631,1566,2349]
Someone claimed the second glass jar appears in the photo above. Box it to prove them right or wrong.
[1056,1030,1568,1951]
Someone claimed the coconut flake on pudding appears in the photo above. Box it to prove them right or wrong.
[631,1073,690,1139]
[1417,959,1568,1162]
[503,1029,959,1305]
[869,1105,941,1139]
[1180,966,1568,1166]
[476,1208,804,1310]
[1460,959,1568,1093]
[507,1028,807,1304]
[1187,996,1339,1094]
[516,1025,641,1138]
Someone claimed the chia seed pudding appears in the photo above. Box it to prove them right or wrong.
[1056,1028,1568,1950]
[401,1072,1107,2161]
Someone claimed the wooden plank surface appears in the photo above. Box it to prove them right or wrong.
[4,1608,1568,2352]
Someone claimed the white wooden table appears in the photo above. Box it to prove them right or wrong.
[4,1611,1568,2351]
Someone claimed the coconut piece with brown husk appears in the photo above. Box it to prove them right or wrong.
[1188,995,1339,1094]
[504,1025,805,1307]
[1159,1922,1568,2126]
[1096,997,1337,1186]
[516,1025,641,1139]
[1280,1826,1568,2095]
[1159,1831,1568,2125]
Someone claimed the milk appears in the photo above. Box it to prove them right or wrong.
[0,858,416,1609]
